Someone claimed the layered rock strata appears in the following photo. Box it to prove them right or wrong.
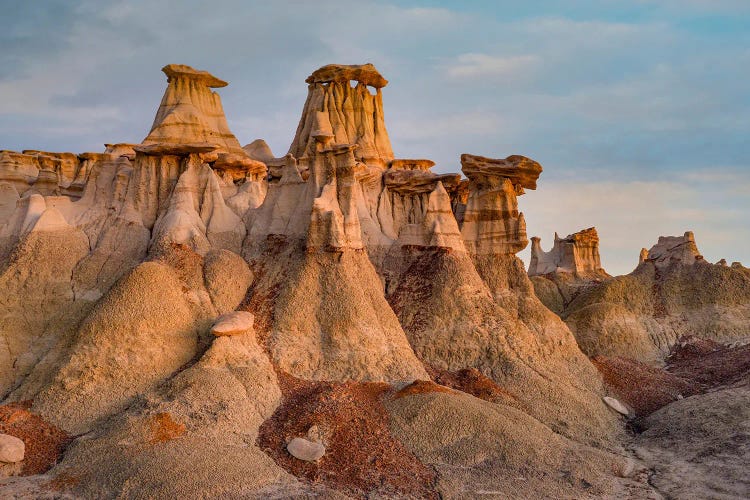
[143,64,246,155]
[459,153,540,255]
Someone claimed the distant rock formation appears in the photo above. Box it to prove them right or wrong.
[528,227,610,314]
[558,232,750,362]
[529,227,605,276]
[638,231,703,268]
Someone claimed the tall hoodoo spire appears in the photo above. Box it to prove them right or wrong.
[144,64,246,156]
[459,153,542,255]
[288,63,394,168]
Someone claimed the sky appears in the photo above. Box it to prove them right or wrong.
[1,0,748,274]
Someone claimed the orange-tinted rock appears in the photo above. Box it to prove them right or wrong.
[460,154,542,255]
[289,64,393,167]
[305,63,388,88]
[529,227,606,276]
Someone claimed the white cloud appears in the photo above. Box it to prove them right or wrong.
[390,110,506,141]
[445,53,540,80]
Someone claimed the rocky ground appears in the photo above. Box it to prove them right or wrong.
[595,336,750,499]
[0,335,747,498]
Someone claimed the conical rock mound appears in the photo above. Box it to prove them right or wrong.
[243,143,426,383]
[47,324,294,497]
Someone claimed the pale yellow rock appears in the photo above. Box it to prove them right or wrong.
[603,396,629,416]
[211,311,255,336]
[286,437,326,462]
[0,434,24,463]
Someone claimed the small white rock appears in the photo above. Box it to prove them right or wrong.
[287,437,325,462]
[210,311,254,337]
[0,434,25,463]
[618,458,637,478]
[603,396,629,416]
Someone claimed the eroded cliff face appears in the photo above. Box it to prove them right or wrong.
[0,62,677,498]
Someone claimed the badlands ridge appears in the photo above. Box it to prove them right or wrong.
[0,63,748,499]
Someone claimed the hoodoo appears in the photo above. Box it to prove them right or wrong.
[144,64,247,156]
[288,63,393,169]
[459,153,541,255]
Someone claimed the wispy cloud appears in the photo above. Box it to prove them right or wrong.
[444,53,540,80]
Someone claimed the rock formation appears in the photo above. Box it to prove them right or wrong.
[528,227,610,314]
[2,61,743,498]
[143,64,246,155]
[640,231,703,268]
[556,232,750,362]
[529,227,605,276]
[459,153,540,255]
[287,63,393,169]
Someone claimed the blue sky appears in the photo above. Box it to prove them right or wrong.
[1,0,748,273]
